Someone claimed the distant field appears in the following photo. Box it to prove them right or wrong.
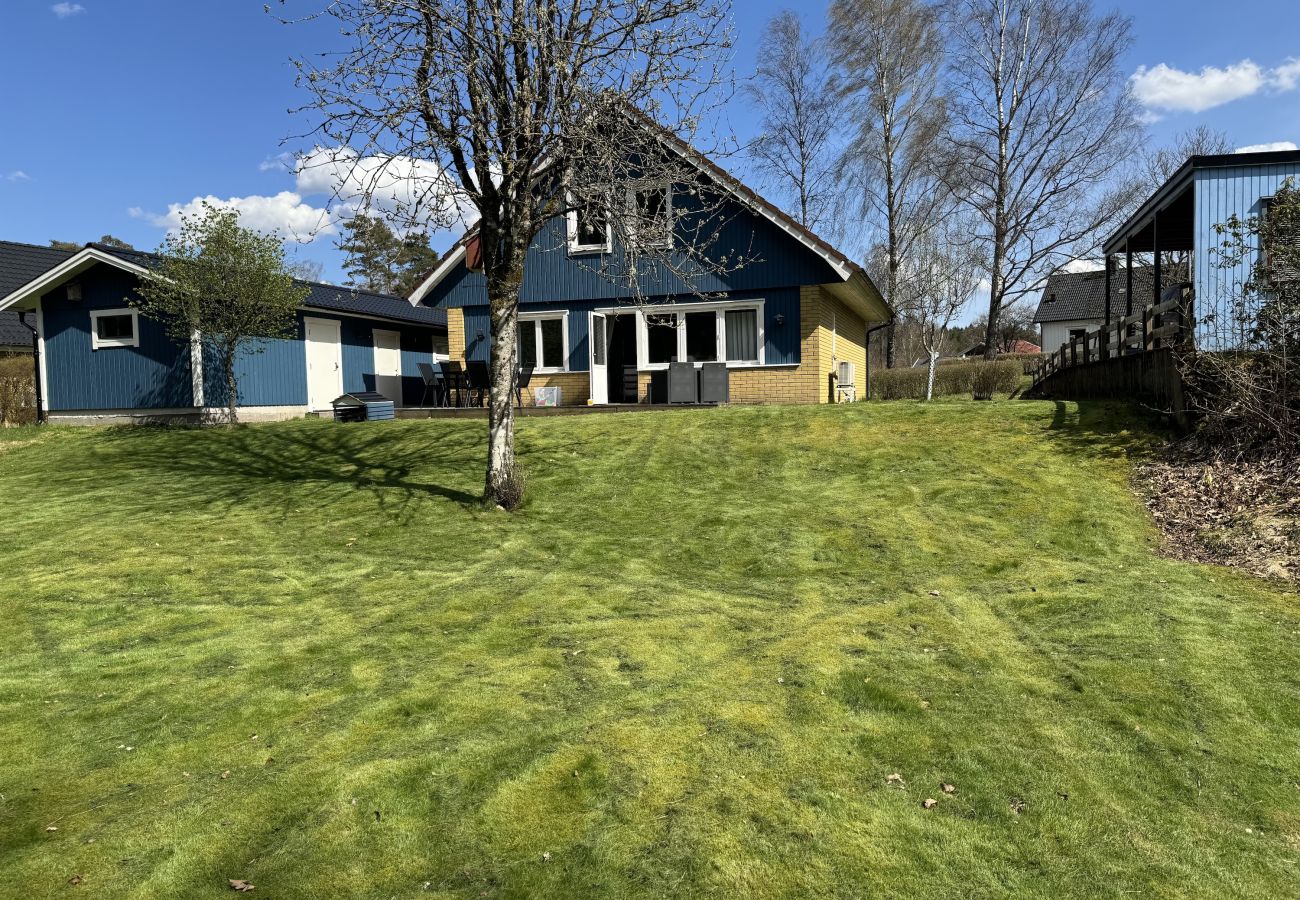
[1,401,1296,898]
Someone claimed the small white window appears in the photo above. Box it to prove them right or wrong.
[90,308,140,350]
[566,193,611,254]
[627,183,673,248]
[518,313,569,372]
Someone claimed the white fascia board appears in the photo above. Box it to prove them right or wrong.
[0,248,152,312]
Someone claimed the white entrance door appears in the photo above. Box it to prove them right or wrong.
[589,312,609,404]
[304,317,342,411]
[372,328,402,403]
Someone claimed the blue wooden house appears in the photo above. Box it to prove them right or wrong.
[0,241,447,423]
[1102,148,1300,351]
[410,127,891,406]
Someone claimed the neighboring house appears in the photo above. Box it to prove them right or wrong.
[1102,148,1300,352]
[409,127,890,406]
[959,339,1042,358]
[1033,267,1155,354]
[0,241,76,355]
[0,242,448,424]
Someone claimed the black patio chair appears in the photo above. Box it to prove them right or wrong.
[417,362,442,407]
[515,365,536,408]
[439,360,464,407]
[667,361,698,404]
[465,360,491,407]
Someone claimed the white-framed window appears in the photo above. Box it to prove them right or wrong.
[89,308,140,350]
[625,182,673,249]
[518,312,569,372]
[635,300,764,369]
[566,192,611,254]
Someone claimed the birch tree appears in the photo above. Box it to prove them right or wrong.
[285,0,733,507]
[942,0,1142,359]
[828,0,951,369]
[743,10,840,234]
[910,235,981,399]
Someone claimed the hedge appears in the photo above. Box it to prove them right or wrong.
[868,359,1021,401]
[0,356,36,426]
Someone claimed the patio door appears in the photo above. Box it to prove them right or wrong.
[304,317,343,411]
[589,312,609,404]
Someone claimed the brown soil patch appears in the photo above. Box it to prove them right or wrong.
[1136,445,1299,581]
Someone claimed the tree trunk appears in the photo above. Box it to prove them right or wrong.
[926,350,938,401]
[224,345,239,425]
[484,270,523,507]
[983,252,1003,362]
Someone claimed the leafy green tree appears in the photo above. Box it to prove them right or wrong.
[337,214,439,296]
[133,203,309,424]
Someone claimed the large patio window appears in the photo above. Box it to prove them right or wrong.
[635,301,764,368]
[519,313,568,372]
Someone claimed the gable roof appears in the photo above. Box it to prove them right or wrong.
[1033,266,1156,324]
[408,113,889,322]
[0,241,78,346]
[0,241,445,329]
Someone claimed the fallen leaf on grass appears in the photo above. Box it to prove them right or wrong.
[928,590,941,597]
[885,773,905,786]
[1010,797,1026,815]
[45,825,57,832]
[941,783,956,795]
[922,798,938,809]
[228,879,255,892]
[68,875,83,886]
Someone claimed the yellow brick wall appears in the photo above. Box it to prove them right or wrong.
[519,372,590,407]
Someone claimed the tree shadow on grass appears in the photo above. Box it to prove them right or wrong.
[95,421,487,513]
[1041,399,1172,460]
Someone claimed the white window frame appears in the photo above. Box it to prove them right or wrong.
[89,308,140,350]
[566,192,612,255]
[518,311,570,373]
[633,299,765,370]
[625,182,674,250]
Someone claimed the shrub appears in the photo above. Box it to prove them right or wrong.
[868,360,1021,401]
[0,356,35,426]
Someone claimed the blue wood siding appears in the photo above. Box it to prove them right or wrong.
[428,191,841,310]
[41,263,442,412]
[1195,162,1300,349]
[43,266,193,411]
[461,287,800,372]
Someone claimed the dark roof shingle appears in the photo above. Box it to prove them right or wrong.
[0,240,75,298]
[1033,267,1156,324]
[90,243,445,328]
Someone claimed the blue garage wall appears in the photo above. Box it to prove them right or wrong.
[460,287,800,372]
[202,325,308,409]
[43,265,193,411]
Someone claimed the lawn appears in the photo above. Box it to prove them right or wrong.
[1,401,1297,898]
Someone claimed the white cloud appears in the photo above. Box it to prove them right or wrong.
[51,3,86,18]
[1235,141,1299,153]
[1062,258,1105,274]
[259,152,295,173]
[1131,57,1300,113]
[5,170,30,182]
[130,192,336,243]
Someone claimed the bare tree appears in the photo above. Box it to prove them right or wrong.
[1137,126,1232,282]
[909,234,982,399]
[287,0,733,507]
[942,0,1143,359]
[743,10,840,234]
[828,0,950,369]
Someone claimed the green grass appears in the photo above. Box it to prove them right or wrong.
[1,401,1297,898]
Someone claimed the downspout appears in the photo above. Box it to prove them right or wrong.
[864,318,893,400]
[17,311,45,424]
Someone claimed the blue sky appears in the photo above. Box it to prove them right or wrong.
[1,0,1298,284]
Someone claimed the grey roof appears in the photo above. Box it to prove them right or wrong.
[90,243,446,329]
[0,241,76,348]
[1033,266,1156,324]
[0,240,75,297]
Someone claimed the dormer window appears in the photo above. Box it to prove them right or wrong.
[566,194,611,254]
[627,183,672,249]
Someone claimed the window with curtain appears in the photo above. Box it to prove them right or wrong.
[725,308,759,362]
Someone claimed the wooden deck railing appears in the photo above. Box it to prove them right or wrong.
[1032,283,1193,390]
